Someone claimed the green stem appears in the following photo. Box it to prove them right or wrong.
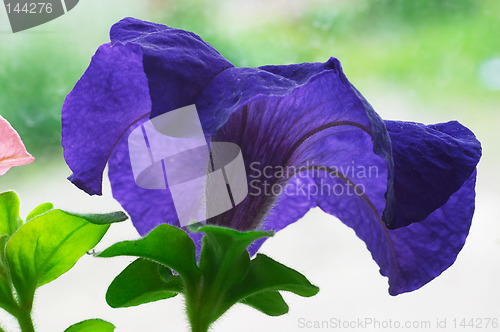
[15,309,35,332]
[185,284,213,332]
[190,318,210,332]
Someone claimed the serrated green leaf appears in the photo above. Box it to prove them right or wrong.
[25,202,53,222]
[240,291,289,316]
[224,254,319,315]
[99,224,200,285]
[106,258,183,308]
[64,319,115,332]
[0,191,23,236]
[6,210,114,309]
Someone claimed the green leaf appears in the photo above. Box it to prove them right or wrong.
[0,191,23,236]
[0,234,9,272]
[63,211,128,225]
[0,192,22,313]
[0,273,16,315]
[25,202,53,222]
[189,224,272,250]
[6,210,117,309]
[226,254,319,313]
[106,258,183,308]
[0,235,16,315]
[182,227,317,329]
[240,291,289,316]
[99,224,200,285]
[192,224,271,286]
[64,319,115,332]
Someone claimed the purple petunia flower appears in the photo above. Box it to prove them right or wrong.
[61,17,481,295]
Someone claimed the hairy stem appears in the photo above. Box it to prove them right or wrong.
[186,285,212,332]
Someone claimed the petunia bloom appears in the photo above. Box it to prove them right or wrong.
[0,115,34,175]
[61,18,481,295]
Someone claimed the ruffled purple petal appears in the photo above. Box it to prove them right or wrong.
[108,118,204,250]
[107,118,177,232]
[198,59,392,233]
[193,57,480,294]
[110,17,234,119]
[315,166,476,294]
[384,120,481,228]
[63,18,234,195]
[61,42,151,195]
[64,19,482,295]
[386,171,477,294]
[104,57,394,252]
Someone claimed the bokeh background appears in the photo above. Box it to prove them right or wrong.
[1,0,499,331]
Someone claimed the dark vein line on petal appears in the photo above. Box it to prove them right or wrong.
[283,121,371,168]
[288,127,365,166]
[244,122,371,231]
[239,106,248,145]
[105,111,152,165]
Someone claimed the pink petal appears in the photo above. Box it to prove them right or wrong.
[0,115,35,175]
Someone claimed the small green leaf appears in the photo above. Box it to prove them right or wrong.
[6,210,116,309]
[26,202,53,222]
[226,254,319,312]
[106,258,183,308]
[63,211,128,225]
[0,191,23,236]
[99,224,200,285]
[189,224,272,251]
[240,291,289,317]
[192,224,271,286]
[64,319,115,332]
